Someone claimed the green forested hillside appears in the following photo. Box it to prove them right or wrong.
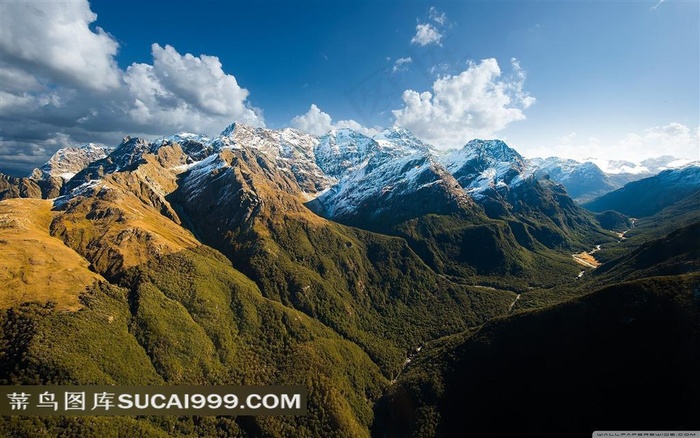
[374,273,700,438]
[1,141,697,438]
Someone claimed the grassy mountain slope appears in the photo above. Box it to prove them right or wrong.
[0,198,104,310]
[0,246,388,436]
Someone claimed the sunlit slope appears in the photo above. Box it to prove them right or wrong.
[0,198,104,310]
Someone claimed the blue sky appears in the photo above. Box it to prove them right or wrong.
[0,0,698,175]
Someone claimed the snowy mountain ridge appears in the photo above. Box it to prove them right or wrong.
[27,122,697,219]
[30,143,111,181]
[528,155,697,202]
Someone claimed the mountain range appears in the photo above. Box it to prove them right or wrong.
[0,123,698,437]
[528,155,695,202]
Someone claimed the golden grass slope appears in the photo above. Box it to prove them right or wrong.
[0,198,104,310]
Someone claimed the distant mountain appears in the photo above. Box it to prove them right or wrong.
[0,143,108,200]
[603,154,693,175]
[582,164,700,217]
[436,140,607,250]
[529,157,617,202]
[30,143,110,181]
[529,155,695,203]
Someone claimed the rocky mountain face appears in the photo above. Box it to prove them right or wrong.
[433,139,607,251]
[440,139,527,196]
[1,123,614,285]
[0,173,63,200]
[30,143,110,181]
[309,128,474,229]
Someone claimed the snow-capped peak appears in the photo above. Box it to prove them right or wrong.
[578,155,693,175]
[210,122,333,193]
[30,142,111,181]
[441,139,524,173]
[373,126,433,152]
[154,132,211,146]
[438,139,528,199]
[220,122,237,138]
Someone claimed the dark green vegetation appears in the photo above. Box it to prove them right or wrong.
[374,178,700,437]
[594,209,631,232]
[594,178,700,265]
[514,170,700,311]
[1,248,388,437]
[1,140,698,437]
[373,273,700,438]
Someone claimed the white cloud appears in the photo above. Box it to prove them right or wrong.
[411,23,443,46]
[558,132,577,145]
[411,7,448,46]
[651,0,665,10]
[0,0,263,176]
[392,57,413,73]
[152,44,255,118]
[123,44,263,130]
[291,105,378,137]
[429,7,447,25]
[392,58,535,148]
[526,123,700,162]
[0,0,120,91]
[291,104,333,135]
[334,119,380,137]
[617,123,699,160]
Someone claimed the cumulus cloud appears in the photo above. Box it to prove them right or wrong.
[291,104,378,137]
[334,119,380,137]
[150,44,257,118]
[0,0,263,176]
[0,0,120,91]
[392,57,413,73]
[291,104,333,135]
[411,23,443,47]
[411,7,448,47]
[123,44,262,130]
[392,58,535,148]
